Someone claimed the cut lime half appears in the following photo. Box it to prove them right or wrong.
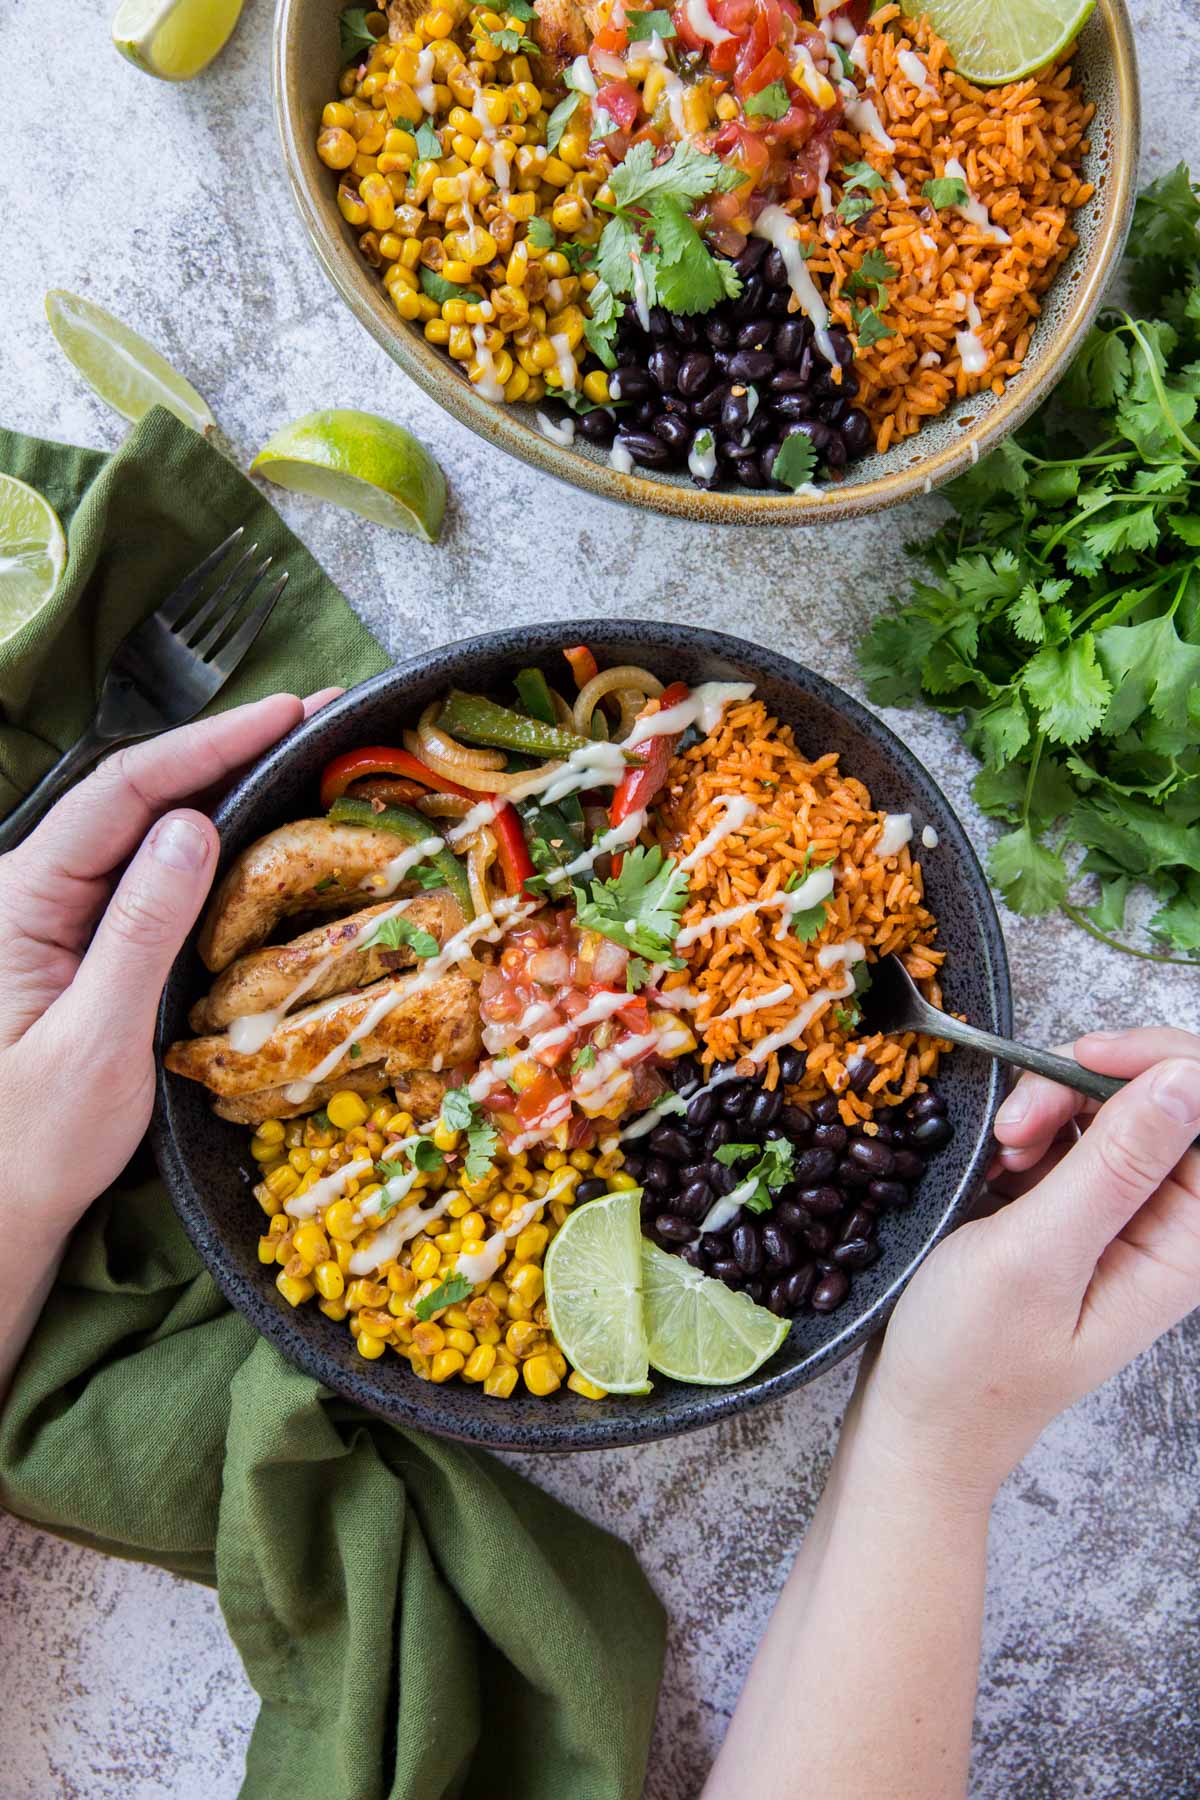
[921,0,1096,83]
[45,290,216,434]
[641,1240,790,1386]
[543,1189,650,1394]
[251,410,447,542]
[0,474,67,645]
[112,0,244,79]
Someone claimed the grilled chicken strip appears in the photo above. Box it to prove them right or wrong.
[211,1065,452,1126]
[198,819,435,972]
[189,892,462,1034]
[531,0,595,65]
[165,968,481,1099]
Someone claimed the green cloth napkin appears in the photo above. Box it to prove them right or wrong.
[0,411,665,1799]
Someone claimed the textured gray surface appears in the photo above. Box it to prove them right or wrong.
[0,0,1198,1795]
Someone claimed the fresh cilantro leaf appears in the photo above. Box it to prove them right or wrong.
[361,912,440,957]
[1150,875,1200,951]
[571,1044,597,1073]
[846,248,896,299]
[312,874,336,892]
[505,0,536,15]
[1096,613,1200,732]
[852,303,893,348]
[834,42,855,78]
[650,195,741,313]
[745,81,790,120]
[583,276,619,367]
[626,955,651,992]
[1127,163,1200,273]
[611,138,742,206]
[374,1159,409,1183]
[838,193,877,224]
[339,7,378,62]
[441,1088,475,1132]
[526,215,555,250]
[311,1108,332,1133]
[988,827,1070,916]
[414,118,442,160]
[1021,638,1112,745]
[545,91,580,153]
[713,1137,794,1213]
[413,1273,474,1321]
[715,1142,758,1166]
[464,1119,499,1183]
[595,212,647,298]
[772,432,818,490]
[572,845,690,961]
[833,1005,860,1030]
[922,176,970,210]
[349,1041,362,1060]
[420,266,477,305]
[1087,874,1131,934]
[625,7,675,37]
[843,160,886,193]
[487,27,538,52]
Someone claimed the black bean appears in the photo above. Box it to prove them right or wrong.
[908,1091,943,1120]
[765,286,792,317]
[761,1223,796,1269]
[775,1197,811,1233]
[692,383,730,424]
[575,1177,608,1203]
[832,1238,878,1270]
[847,1056,878,1096]
[848,1138,896,1177]
[805,1221,836,1255]
[669,1058,703,1095]
[710,1257,744,1287]
[652,412,692,452]
[576,409,616,444]
[614,431,672,469]
[647,305,672,337]
[784,1265,816,1309]
[778,1102,812,1137]
[811,1269,850,1312]
[732,1222,763,1274]
[793,1146,838,1183]
[760,441,785,488]
[761,246,790,288]
[811,1094,841,1124]
[644,1156,675,1191]
[721,388,751,435]
[733,237,769,276]
[891,1149,925,1182]
[727,349,776,384]
[748,1088,783,1131]
[812,1121,848,1153]
[839,1207,874,1243]
[732,456,761,488]
[704,1232,730,1260]
[640,1194,659,1225]
[732,273,764,317]
[867,1179,909,1210]
[681,1244,705,1269]
[828,326,855,368]
[705,313,736,348]
[612,365,657,403]
[721,1085,751,1119]
[677,351,715,397]
[772,319,807,363]
[648,346,681,391]
[910,1114,952,1149]
[841,407,872,457]
[823,432,848,471]
[710,1162,740,1196]
[767,1278,793,1317]
[798,1184,843,1217]
[686,1088,717,1129]
[769,367,809,396]
[680,1160,710,1187]
[661,393,690,418]
[655,1213,696,1245]
[648,1125,692,1161]
[819,396,849,427]
[840,367,861,400]
[786,418,835,458]
[619,1148,646,1180]
[744,1276,767,1303]
[678,1179,714,1220]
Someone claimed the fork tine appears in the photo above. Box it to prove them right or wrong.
[206,570,290,677]
[155,525,246,627]
[176,543,260,648]
[189,554,274,660]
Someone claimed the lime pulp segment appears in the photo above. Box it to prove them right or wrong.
[640,1240,790,1386]
[920,0,1096,83]
[543,1188,650,1393]
[0,473,67,644]
[45,289,215,433]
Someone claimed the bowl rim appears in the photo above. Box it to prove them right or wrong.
[153,620,1013,1451]
[272,0,1139,526]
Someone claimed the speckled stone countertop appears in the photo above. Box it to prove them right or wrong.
[1,0,1198,1794]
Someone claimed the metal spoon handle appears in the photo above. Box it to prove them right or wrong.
[919,1010,1124,1105]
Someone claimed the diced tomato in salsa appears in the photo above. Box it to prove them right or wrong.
[594,79,641,132]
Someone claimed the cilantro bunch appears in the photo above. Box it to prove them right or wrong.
[858,165,1200,961]
[582,142,745,367]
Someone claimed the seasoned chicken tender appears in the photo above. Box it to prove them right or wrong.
[210,1065,453,1125]
[189,892,462,1033]
[197,819,431,972]
[532,0,592,64]
[165,968,481,1099]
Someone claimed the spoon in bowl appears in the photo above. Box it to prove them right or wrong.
[860,955,1124,1105]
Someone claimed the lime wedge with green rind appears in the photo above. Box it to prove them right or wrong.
[0,474,67,645]
[921,0,1096,84]
[112,0,244,79]
[544,1188,651,1394]
[251,410,447,542]
[641,1239,789,1385]
[46,290,216,434]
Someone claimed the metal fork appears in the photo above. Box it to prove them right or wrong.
[0,526,288,853]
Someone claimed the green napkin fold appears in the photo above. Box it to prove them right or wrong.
[0,411,665,1799]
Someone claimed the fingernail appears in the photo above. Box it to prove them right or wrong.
[1078,1029,1121,1044]
[151,816,208,872]
[994,1087,1030,1130]
[1150,1060,1200,1125]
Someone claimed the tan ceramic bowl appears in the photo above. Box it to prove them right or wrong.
[273,0,1139,525]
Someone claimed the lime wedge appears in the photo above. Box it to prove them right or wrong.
[251,410,447,542]
[543,1189,650,1394]
[112,0,244,79]
[641,1240,789,1385]
[45,290,216,434]
[921,0,1096,83]
[0,474,67,645]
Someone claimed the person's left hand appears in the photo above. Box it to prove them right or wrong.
[0,693,338,1244]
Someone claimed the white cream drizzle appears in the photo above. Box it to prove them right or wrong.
[471,323,506,400]
[674,862,835,949]
[876,812,914,857]
[537,410,575,446]
[348,1188,456,1277]
[626,681,754,747]
[954,292,988,374]
[619,1096,687,1141]
[687,431,717,481]
[752,206,837,364]
[922,825,940,848]
[896,48,936,96]
[550,332,578,392]
[454,1180,570,1285]
[943,156,1010,243]
[679,794,757,871]
[683,0,733,44]
[705,981,795,1026]
[367,835,447,897]
[285,1157,375,1222]
[413,47,437,110]
[610,440,634,475]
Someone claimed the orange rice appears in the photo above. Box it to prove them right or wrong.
[654,699,950,1127]
[798,8,1095,450]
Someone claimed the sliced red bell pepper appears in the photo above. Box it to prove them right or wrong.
[564,644,599,689]
[609,680,690,873]
[492,803,535,894]
[319,745,476,809]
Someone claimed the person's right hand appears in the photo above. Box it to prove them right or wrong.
[854,1029,1200,1506]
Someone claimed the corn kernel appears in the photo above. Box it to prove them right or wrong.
[431,1347,466,1382]
[412,1321,446,1356]
[314,1260,345,1301]
[357,1332,386,1360]
[522,1353,561,1396]
[567,1370,608,1399]
[318,126,358,169]
[327,1090,370,1130]
[484,1362,519,1398]
[319,1297,349,1322]
[323,100,355,129]
[265,1164,300,1200]
[411,1240,442,1282]
[293,1223,331,1267]
[445,1327,476,1355]
[346,1278,389,1310]
[609,1171,639,1191]
[257,1235,277,1265]
[463,1343,497,1382]
[276,1272,314,1307]
[505,1320,545,1359]
[325,1198,362,1242]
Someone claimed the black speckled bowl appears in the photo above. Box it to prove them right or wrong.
[153,623,1011,1451]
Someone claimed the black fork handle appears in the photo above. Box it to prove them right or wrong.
[924,1011,1125,1105]
[0,724,117,854]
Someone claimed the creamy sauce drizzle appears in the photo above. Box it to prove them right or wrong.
[943,156,1010,243]
[675,863,835,949]
[954,292,988,374]
[413,47,437,110]
[687,430,717,481]
[626,681,755,747]
[610,440,634,475]
[752,207,837,363]
[896,48,936,96]
[922,825,940,848]
[679,794,757,870]
[537,409,575,446]
[876,812,914,857]
[365,835,447,897]
[471,323,506,400]
[285,1157,374,1222]
[683,0,733,43]
[348,1188,456,1277]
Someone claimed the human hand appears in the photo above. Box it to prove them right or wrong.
[0,692,339,1246]
[854,1030,1200,1507]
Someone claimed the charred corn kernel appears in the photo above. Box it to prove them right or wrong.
[486,1278,509,1308]
[496,1343,519,1366]
[357,1332,386,1360]
[522,1354,561,1396]
[265,1164,300,1200]
[543,249,569,278]
[506,1293,533,1323]
[475,1321,502,1346]
[288,1147,313,1176]
[276,1272,315,1307]
[319,1297,349,1322]
[550,195,585,233]
[425,317,452,344]
[351,151,378,179]
[509,1264,544,1305]
[504,189,537,219]
[412,1321,446,1355]
[324,1198,362,1242]
[505,1321,545,1359]
[568,1370,608,1399]
[445,1328,476,1355]
[503,366,532,402]
[715,92,739,120]
[514,1223,549,1261]
[431,1347,466,1382]
[434,1226,464,1254]
[314,1260,345,1300]
[293,1224,331,1267]
[354,116,387,154]
[336,1241,355,1273]
[318,126,358,169]
[257,1235,277,1265]
[547,1346,567,1378]
[463,1343,497,1382]
[359,1309,395,1338]
[466,1295,499,1329]
[338,182,370,226]
[388,1262,417,1295]
[507,1166,532,1192]
[411,1240,441,1282]
[346,1278,389,1310]
[323,100,355,129]
[484,1363,519,1398]
[327,1090,370,1130]
[387,262,419,295]
[255,1117,286,1145]
[268,1212,290,1239]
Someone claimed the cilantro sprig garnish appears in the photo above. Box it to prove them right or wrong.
[583,142,744,367]
[845,248,896,349]
[625,7,675,38]
[783,850,834,940]
[361,912,440,958]
[857,162,1200,962]
[772,433,819,492]
[838,161,886,224]
[714,1138,795,1214]
[338,6,378,62]
[572,845,690,961]
[442,1087,500,1182]
[413,1273,474,1321]
[922,175,970,210]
